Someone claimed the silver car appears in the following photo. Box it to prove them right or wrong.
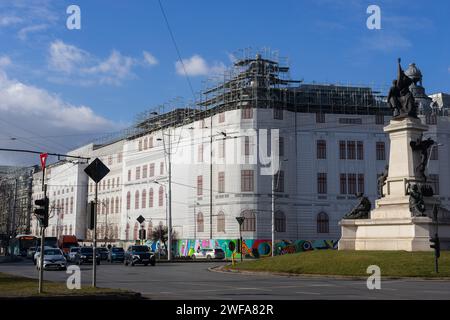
[68,247,80,262]
[191,248,225,260]
[36,248,67,270]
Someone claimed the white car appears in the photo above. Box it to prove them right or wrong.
[68,247,80,262]
[36,248,67,271]
[191,248,225,260]
[33,246,54,265]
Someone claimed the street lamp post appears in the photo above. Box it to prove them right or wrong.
[271,159,287,257]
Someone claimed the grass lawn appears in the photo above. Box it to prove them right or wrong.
[227,250,450,278]
[0,272,137,298]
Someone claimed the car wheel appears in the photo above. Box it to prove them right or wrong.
[191,255,196,260]
[150,261,155,266]
[206,255,212,261]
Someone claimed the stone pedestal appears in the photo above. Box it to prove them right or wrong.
[339,117,450,251]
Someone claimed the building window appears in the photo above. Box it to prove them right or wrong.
[126,192,131,210]
[197,212,204,232]
[149,137,154,149]
[316,112,325,123]
[149,188,154,207]
[376,142,386,160]
[339,141,346,159]
[317,173,327,194]
[143,137,148,150]
[241,210,256,232]
[135,191,139,209]
[128,170,131,182]
[115,196,119,213]
[275,211,286,232]
[244,136,253,156]
[340,173,347,195]
[241,107,253,119]
[430,145,438,160]
[358,174,365,194]
[118,153,122,163]
[108,156,112,165]
[274,108,283,120]
[376,114,384,125]
[198,144,204,163]
[317,212,329,233]
[274,170,284,193]
[160,162,164,175]
[357,141,364,160]
[134,223,139,240]
[136,167,141,180]
[217,172,225,193]
[158,186,164,206]
[146,222,152,240]
[218,140,225,158]
[426,114,437,125]
[429,174,440,195]
[70,197,73,214]
[217,212,225,233]
[142,165,148,178]
[138,140,142,151]
[219,113,225,123]
[348,174,357,195]
[197,176,203,196]
[317,140,327,159]
[347,141,356,160]
[141,190,147,209]
[149,163,155,177]
[241,170,254,192]
[278,137,284,157]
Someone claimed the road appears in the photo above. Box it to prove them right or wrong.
[1,259,449,300]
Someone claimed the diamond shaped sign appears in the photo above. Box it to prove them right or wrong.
[84,158,110,183]
[137,215,145,224]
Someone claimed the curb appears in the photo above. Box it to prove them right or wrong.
[209,264,450,281]
[0,292,144,300]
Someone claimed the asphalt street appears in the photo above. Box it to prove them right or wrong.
[1,259,449,300]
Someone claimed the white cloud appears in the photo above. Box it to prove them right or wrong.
[17,24,48,40]
[0,55,12,68]
[49,40,90,73]
[143,51,158,66]
[0,15,23,27]
[0,70,120,165]
[360,33,412,52]
[175,54,226,76]
[47,40,156,86]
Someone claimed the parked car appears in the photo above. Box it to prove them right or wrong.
[96,247,109,261]
[35,248,67,271]
[33,246,54,265]
[68,247,80,262]
[124,245,155,266]
[108,247,125,263]
[27,247,37,259]
[74,247,100,265]
[191,248,225,260]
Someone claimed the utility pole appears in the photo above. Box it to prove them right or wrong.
[271,174,275,257]
[93,181,98,287]
[210,115,213,241]
[159,130,173,261]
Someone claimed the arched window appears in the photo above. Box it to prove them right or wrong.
[217,211,225,232]
[143,137,148,150]
[133,222,139,240]
[149,188,154,207]
[317,212,329,233]
[138,140,142,151]
[69,225,73,235]
[125,223,130,240]
[115,197,119,214]
[275,211,286,232]
[197,212,204,232]
[106,198,110,215]
[158,186,164,206]
[114,225,119,240]
[142,190,147,209]
[64,225,67,235]
[241,210,256,232]
[135,191,140,209]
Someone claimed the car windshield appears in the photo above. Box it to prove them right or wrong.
[97,248,108,252]
[44,249,61,255]
[112,248,124,252]
[80,247,93,253]
[132,246,149,252]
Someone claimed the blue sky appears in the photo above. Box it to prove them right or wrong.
[0,0,449,165]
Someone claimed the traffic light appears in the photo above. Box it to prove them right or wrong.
[34,197,49,228]
[139,228,146,240]
[88,201,95,230]
[430,234,440,258]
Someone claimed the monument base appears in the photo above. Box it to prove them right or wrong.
[339,216,450,251]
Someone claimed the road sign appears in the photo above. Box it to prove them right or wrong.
[84,158,110,183]
[236,217,245,226]
[137,215,145,224]
[40,153,48,169]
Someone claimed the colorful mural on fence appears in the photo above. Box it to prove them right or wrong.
[176,239,338,258]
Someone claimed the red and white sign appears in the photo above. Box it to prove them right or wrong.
[40,153,48,169]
